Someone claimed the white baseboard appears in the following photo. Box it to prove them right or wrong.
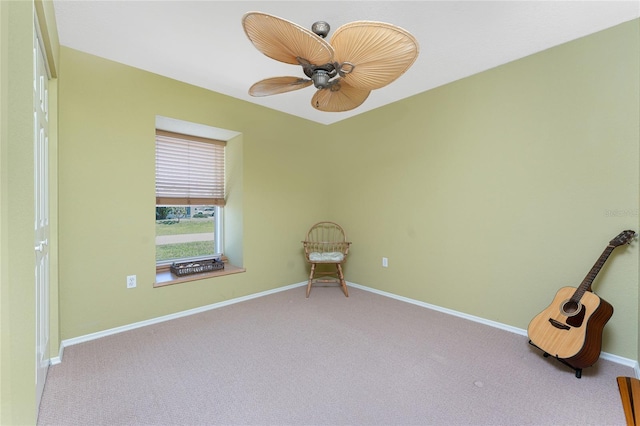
[49,344,64,365]
[347,282,527,336]
[348,281,640,377]
[55,281,308,362]
[51,280,640,378]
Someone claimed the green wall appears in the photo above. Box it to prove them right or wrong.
[57,47,332,339]
[327,19,640,359]
[1,1,36,423]
[58,19,640,358]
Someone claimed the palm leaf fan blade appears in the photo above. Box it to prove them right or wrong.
[249,77,312,97]
[242,12,334,65]
[311,80,370,112]
[331,21,419,90]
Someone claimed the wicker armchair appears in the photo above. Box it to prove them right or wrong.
[302,222,351,297]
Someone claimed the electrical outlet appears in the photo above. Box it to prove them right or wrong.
[382,257,388,268]
[127,275,137,289]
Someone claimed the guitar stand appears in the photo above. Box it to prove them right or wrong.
[528,340,583,378]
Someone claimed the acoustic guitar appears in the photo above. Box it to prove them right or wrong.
[527,230,635,375]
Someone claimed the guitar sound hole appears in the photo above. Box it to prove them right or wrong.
[561,300,581,316]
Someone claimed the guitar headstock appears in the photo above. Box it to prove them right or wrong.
[610,230,637,247]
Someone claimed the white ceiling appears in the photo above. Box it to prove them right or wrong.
[53,1,640,125]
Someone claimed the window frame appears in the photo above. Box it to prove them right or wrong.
[153,117,245,287]
[154,132,224,268]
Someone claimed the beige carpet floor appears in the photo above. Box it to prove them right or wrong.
[38,285,634,425]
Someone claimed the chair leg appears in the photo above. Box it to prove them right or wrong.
[306,263,316,298]
[337,264,349,297]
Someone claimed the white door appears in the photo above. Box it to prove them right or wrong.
[34,20,50,411]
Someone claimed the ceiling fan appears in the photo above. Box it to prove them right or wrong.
[241,12,420,112]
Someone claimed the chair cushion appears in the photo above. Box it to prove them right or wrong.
[309,251,345,262]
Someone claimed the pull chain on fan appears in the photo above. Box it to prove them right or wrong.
[241,11,419,112]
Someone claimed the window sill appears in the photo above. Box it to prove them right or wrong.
[154,262,245,288]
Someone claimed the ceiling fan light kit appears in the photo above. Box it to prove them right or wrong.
[242,11,419,112]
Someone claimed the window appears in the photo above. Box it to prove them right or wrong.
[155,130,225,266]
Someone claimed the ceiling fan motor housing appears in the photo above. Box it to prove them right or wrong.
[299,60,338,89]
[311,70,331,88]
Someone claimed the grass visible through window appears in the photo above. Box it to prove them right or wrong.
[156,218,215,263]
[156,241,215,262]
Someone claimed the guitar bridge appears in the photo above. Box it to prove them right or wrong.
[548,318,571,330]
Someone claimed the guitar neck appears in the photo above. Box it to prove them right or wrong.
[572,245,616,301]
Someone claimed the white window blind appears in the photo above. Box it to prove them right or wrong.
[155,130,226,206]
